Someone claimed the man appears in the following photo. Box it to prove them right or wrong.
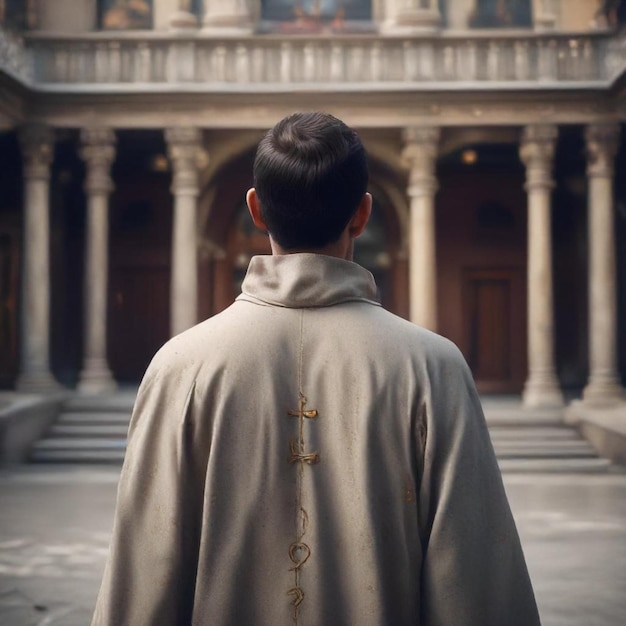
[92,112,540,625]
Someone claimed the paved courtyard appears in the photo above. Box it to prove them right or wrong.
[0,466,624,625]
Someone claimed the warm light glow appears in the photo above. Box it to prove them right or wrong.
[461,149,478,165]
[150,154,169,172]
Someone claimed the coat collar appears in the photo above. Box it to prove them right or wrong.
[237,253,381,309]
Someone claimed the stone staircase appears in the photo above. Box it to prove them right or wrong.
[29,393,614,472]
[482,397,613,473]
[29,391,135,464]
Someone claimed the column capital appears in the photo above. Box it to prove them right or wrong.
[80,127,116,194]
[165,127,204,196]
[520,124,558,191]
[19,124,54,180]
[585,123,621,178]
[402,126,441,148]
[165,126,202,148]
[402,127,440,197]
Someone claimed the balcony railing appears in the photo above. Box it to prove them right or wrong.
[1,28,625,92]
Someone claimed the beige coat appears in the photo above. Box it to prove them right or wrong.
[92,253,540,626]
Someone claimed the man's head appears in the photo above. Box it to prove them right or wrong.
[247,112,370,254]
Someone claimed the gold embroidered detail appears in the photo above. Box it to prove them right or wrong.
[287,391,319,624]
[287,586,304,614]
[288,542,311,569]
[286,311,319,625]
[288,396,319,420]
[288,439,320,465]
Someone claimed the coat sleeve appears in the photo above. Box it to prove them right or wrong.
[417,341,541,626]
[91,356,207,626]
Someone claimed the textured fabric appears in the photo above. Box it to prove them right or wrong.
[92,253,540,626]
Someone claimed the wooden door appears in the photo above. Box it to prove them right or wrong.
[108,261,170,382]
[107,166,173,383]
[462,268,525,393]
[0,230,19,387]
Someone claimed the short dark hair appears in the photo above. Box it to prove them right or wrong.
[253,112,368,249]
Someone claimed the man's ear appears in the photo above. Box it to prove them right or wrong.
[348,193,372,239]
[246,188,268,233]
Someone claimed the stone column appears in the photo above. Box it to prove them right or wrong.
[203,0,252,31]
[17,125,58,391]
[520,124,563,408]
[166,127,202,337]
[77,128,116,393]
[385,0,441,32]
[402,127,440,331]
[583,123,623,406]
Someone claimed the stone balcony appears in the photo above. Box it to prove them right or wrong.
[1,27,625,94]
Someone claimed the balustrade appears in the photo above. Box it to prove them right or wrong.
[0,29,618,90]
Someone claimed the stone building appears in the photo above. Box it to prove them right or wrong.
[0,0,624,418]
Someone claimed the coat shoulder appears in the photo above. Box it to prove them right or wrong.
[371,307,467,367]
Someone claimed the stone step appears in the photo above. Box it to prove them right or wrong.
[494,444,597,459]
[63,393,136,413]
[484,412,564,427]
[30,448,126,464]
[49,423,129,438]
[31,437,127,451]
[497,457,613,473]
[491,438,594,450]
[56,412,131,426]
[488,426,579,441]
[482,401,564,427]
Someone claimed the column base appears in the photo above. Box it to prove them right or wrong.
[522,376,564,408]
[202,14,253,33]
[16,369,62,393]
[169,10,198,30]
[583,379,624,407]
[534,15,556,31]
[384,9,441,33]
[78,359,117,394]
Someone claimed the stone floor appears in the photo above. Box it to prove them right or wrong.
[0,466,624,625]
